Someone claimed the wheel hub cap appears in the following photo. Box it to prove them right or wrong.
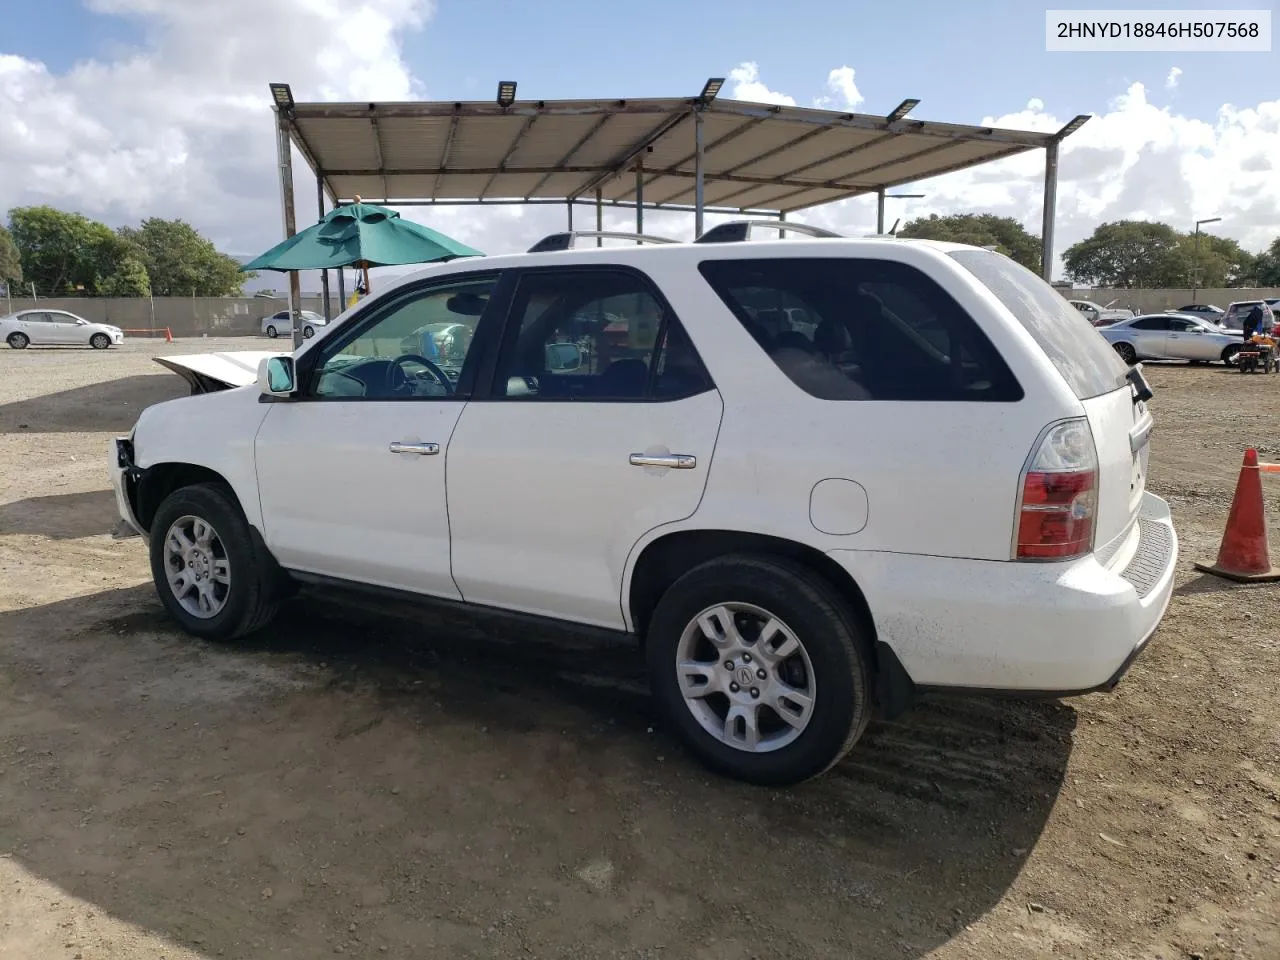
[675,602,816,754]
[162,515,230,619]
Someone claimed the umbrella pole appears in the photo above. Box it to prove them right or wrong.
[362,262,371,295]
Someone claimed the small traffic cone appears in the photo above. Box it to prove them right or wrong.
[1194,448,1280,583]
[164,326,173,343]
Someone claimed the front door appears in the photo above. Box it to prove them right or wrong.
[1166,317,1218,361]
[446,267,723,629]
[253,272,502,598]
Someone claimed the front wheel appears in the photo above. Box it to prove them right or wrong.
[645,555,872,786]
[1221,344,1242,366]
[149,483,281,642]
[303,325,315,339]
[6,332,29,349]
[90,333,111,350]
[1113,342,1137,365]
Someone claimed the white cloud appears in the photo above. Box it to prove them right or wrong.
[1166,67,1182,90]
[727,62,796,106]
[2,37,1277,283]
[813,66,863,111]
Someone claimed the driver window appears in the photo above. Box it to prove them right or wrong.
[310,276,496,400]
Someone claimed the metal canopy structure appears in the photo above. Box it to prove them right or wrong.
[267,81,1089,340]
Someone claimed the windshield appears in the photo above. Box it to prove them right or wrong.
[950,249,1129,400]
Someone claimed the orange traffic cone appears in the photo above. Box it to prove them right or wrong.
[1194,448,1280,583]
[164,327,173,343]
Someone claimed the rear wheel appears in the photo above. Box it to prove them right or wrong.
[149,483,280,642]
[645,555,872,786]
[90,333,110,350]
[6,332,29,350]
[1222,344,1242,366]
[303,325,315,339]
[265,325,278,338]
[1113,342,1137,365]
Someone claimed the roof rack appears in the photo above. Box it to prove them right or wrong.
[527,231,679,253]
[693,220,844,244]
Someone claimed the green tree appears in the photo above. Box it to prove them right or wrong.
[99,253,151,297]
[898,213,1043,271]
[8,205,134,295]
[1255,237,1280,287]
[119,218,248,297]
[1062,220,1187,288]
[1168,232,1257,288]
[0,224,21,285]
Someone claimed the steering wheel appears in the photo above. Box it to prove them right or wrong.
[387,354,454,396]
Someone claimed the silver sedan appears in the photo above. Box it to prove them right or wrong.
[1099,313,1246,366]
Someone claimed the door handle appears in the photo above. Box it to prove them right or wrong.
[629,453,696,469]
[389,441,439,456]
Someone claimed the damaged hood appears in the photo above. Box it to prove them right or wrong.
[153,351,286,393]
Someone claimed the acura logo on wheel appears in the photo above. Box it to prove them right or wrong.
[737,667,754,686]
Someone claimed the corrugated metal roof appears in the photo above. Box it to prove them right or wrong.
[284,95,1062,214]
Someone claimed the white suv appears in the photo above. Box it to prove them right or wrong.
[110,226,1177,786]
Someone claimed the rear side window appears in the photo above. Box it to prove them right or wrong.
[949,249,1128,400]
[697,257,1022,402]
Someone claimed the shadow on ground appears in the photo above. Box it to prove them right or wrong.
[0,585,1076,960]
[0,489,117,539]
[0,374,187,433]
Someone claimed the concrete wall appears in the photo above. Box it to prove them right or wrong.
[1058,288,1279,315]
[1,296,336,338]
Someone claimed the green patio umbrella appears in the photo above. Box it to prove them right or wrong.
[242,199,483,293]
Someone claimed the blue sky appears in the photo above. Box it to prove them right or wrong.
[13,0,1264,123]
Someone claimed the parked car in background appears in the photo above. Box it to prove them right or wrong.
[1100,313,1246,366]
[1220,300,1278,336]
[112,231,1177,786]
[1,309,124,349]
[1069,299,1134,326]
[262,310,326,339]
[1264,299,1280,328]
[1172,303,1225,322]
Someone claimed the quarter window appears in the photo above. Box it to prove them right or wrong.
[698,257,1022,402]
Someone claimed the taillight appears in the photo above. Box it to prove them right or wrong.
[1014,419,1098,561]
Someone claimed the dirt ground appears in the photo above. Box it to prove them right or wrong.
[1,338,1278,960]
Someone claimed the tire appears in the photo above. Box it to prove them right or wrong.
[303,325,315,339]
[149,483,280,642]
[90,333,110,350]
[1113,342,1137,365]
[6,332,29,350]
[1222,344,1242,366]
[265,325,278,339]
[645,554,872,786]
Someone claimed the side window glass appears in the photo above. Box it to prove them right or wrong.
[1131,317,1168,331]
[496,270,711,401]
[309,276,496,400]
[697,258,1022,402]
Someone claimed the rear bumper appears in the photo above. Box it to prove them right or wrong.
[828,492,1178,695]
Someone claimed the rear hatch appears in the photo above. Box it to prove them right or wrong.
[949,250,1147,554]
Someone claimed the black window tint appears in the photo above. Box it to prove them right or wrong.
[949,249,1128,400]
[698,257,1022,402]
[1167,318,1196,331]
[495,269,712,401]
[1131,317,1171,330]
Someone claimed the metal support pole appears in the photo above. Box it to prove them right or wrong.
[1041,141,1059,282]
[276,112,303,350]
[876,188,885,234]
[595,188,603,247]
[635,158,644,241]
[778,210,786,238]
[337,267,346,311]
[567,201,574,231]
[1192,224,1201,303]
[694,110,705,238]
[317,176,331,321]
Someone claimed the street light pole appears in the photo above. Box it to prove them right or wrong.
[1192,216,1221,304]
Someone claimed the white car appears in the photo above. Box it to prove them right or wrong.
[1100,313,1247,366]
[262,309,326,339]
[1069,299,1134,326]
[2,309,124,349]
[110,228,1177,786]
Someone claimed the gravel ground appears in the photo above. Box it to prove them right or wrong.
[1,338,1278,960]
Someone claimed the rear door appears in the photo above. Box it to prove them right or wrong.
[1126,316,1173,358]
[19,311,55,343]
[445,266,722,629]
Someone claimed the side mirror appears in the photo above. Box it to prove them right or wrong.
[545,342,584,372]
[258,355,296,397]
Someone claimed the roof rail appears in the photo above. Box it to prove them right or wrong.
[694,220,844,244]
[527,231,679,253]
